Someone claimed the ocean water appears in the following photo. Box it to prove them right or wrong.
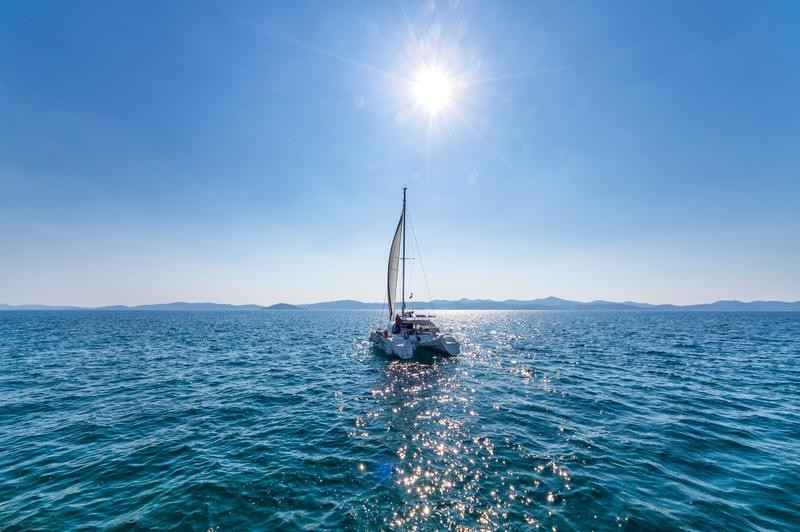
[1,310,798,530]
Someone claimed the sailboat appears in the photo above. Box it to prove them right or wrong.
[370,188,461,359]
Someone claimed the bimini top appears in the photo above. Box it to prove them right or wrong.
[399,315,437,328]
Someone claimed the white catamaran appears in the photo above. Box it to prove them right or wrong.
[370,188,460,359]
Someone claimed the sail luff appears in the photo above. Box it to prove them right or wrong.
[401,187,406,315]
[387,210,404,319]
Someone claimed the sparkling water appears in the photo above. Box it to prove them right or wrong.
[1,310,798,529]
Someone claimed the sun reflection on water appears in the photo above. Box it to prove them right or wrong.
[351,325,574,529]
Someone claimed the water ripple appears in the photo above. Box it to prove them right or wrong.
[1,310,799,529]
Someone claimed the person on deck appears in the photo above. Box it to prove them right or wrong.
[392,314,402,334]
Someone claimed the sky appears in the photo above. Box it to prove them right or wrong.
[1,0,799,306]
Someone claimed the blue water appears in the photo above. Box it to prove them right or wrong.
[1,310,799,529]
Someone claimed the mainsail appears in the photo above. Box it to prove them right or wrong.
[387,210,404,318]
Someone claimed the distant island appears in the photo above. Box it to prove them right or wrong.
[1,297,799,311]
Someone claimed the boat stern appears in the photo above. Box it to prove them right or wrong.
[438,335,461,356]
[371,331,414,359]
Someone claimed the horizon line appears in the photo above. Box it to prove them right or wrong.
[2,296,800,310]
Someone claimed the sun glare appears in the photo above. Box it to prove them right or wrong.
[411,65,454,115]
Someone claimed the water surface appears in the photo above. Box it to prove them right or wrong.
[1,310,798,529]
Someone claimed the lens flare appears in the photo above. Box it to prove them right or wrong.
[411,65,454,115]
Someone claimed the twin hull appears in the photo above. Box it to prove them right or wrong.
[370,331,460,360]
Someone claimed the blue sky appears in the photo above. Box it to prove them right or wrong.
[1,0,798,306]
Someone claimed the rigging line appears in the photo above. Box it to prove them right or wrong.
[409,221,435,314]
[408,253,416,310]
[373,287,388,330]
[378,291,387,327]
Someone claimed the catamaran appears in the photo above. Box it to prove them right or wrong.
[370,188,460,359]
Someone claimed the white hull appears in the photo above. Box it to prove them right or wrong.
[370,330,460,359]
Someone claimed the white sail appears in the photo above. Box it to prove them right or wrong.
[387,210,404,318]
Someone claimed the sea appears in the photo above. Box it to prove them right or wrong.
[1,310,798,530]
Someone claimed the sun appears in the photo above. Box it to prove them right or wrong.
[410,65,455,115]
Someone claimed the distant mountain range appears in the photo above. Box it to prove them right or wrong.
[302,297,800,311]
[1,297,799,311]
[0,302,298,311]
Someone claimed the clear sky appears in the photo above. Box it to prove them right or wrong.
[1,0,798,306]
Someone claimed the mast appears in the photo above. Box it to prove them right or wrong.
[401,187,407,315]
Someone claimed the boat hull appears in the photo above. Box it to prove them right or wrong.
[370,331,459,359]
[370,332,413,359]
[418,335,460,356]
